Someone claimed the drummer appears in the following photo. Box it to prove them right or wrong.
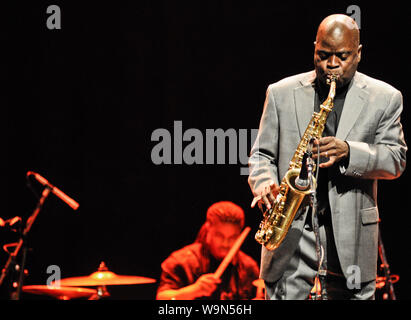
[156,201,261,300]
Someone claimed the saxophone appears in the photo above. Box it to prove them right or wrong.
[255,74,338,251]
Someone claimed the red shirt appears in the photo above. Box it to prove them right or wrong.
[157,242,260,300]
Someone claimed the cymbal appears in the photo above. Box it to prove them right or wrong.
[252,278,265,288]
[22,285,97,300]
[59,262,157,287]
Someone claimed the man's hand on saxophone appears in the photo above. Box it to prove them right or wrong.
[312,137,350,168]
[250,181,280,211]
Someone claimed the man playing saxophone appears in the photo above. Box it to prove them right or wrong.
[248,14,406,299]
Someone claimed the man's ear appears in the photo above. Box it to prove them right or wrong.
[357,44,362,63]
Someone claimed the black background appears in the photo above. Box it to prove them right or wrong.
[2,1,410,300]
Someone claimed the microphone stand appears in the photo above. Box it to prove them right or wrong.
[0,186,51,299]
[308,150,327,300]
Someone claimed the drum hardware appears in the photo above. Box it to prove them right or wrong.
[0,172,79,300]
[21,262,157,300]
[3,242,19,255]
[252,278,265,300]
[0,187,52,299]
[59,261,157,287]
[90,285,110,300]
[22,285,97,300]
[378,224,398,300]
[58,261,157,300]
[376,275,399,290]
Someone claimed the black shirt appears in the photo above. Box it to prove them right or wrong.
[305,79,351,276]
[313,79,350,215]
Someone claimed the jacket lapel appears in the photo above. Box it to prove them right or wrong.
[293,71,368,141]
[335,72,368,141]
[293,71,316,138]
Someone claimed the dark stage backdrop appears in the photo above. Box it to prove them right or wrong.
[3,1,410,299]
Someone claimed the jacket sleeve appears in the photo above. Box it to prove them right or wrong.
[340,89,407,179]
[248,85,280,196]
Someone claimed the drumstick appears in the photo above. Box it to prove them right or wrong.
[214,227,251,279]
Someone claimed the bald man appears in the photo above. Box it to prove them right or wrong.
[248,14,406,300]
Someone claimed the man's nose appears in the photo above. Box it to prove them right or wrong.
[327,55,339,69]
[221,238,233,247]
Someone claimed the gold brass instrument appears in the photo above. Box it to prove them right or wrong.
[255,74,338,251]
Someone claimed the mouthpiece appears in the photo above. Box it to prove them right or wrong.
[326,74,339,85]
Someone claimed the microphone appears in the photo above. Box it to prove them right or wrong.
[295,152,311,191]
[27,171,79,210]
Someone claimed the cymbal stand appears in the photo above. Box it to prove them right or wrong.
[378,225,396,300]
[88,285,110,300]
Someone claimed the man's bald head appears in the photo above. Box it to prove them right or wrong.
[313,14,362,88]
[316,14,360,48]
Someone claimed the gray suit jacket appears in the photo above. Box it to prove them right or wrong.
[248,70,407,283]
